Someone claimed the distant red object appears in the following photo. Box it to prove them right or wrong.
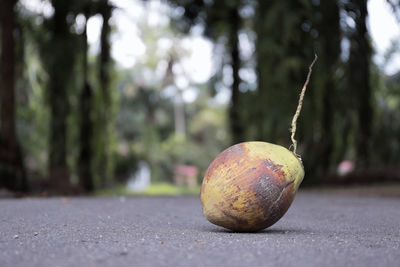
[174,165,198,188]
[337,160,355,176]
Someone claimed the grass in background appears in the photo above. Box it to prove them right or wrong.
[96,183,201,196]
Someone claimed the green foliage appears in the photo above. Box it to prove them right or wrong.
[255,0,314,144]
[371,68,400,165]
[5,0,400,194]
[16,40,50,179]
[115,67,229,183]
[97,183,200,196]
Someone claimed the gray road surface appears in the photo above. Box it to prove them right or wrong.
[1,192,399,267]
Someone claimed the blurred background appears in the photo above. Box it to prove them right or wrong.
[0,0,399,195]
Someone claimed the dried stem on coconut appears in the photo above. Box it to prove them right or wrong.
[290,54,318,158]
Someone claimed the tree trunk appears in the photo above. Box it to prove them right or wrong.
[99,1,112,104]
[355,1,372,166]
[0,0,27,192]
[174,90,186,137]
[317,0,341,173]
[78,16,94,192]
[254,1,311,143]
[46,0,84,193]
[254,1,269,141]
[347,0,373,166]
[47,1,73,190]
[228,6,244,144]
[98,0,113,187]
[48,81,69,186]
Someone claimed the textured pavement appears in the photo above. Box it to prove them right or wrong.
[0,192,399,267]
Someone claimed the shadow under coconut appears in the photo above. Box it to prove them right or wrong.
[202,226,311,235]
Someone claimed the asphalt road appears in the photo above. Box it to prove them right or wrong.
[1,192,399,267]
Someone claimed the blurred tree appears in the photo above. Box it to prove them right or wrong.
[78,7,94,192]
[344,0,373,166]
[168,0,246,144]
[372,68,400,166]
[308,0,341,178]
[255,0,313,144]
[40,0,80,191]
[76,0,116,192]
[227,3,245,144]
[0,0,27,191]
[96,0,114,187]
